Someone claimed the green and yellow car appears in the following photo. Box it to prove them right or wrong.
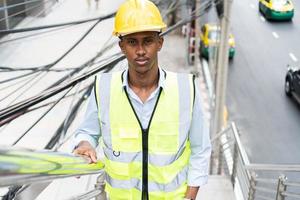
[259,0,294,20]
[199,24,235,59]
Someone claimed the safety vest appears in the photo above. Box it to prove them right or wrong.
[94,70,195,200]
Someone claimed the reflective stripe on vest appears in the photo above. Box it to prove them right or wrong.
[95,71,194,199]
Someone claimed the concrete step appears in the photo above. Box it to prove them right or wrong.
[196,175,236,200]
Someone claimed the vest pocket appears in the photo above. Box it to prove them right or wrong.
[152,134,178,153]
[149,122,179,154]
[111,124,141,152]
[105,158,130,178]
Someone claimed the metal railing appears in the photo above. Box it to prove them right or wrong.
[0,147,107,200]
[3,127,300,200]
[214,122,300,200]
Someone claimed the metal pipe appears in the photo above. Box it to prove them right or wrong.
[231,142,238,186]
[66,189,102,200]
[254,186,277,195]
[245,164,300,172]
[248,172,257,200]
[231,122,250,166]
[255,195,274,200]
[281,191,300,199]
[255,178,278,184]
[95,173,107,200]
[276,175,287,200]
[285,182,300,187]
[0,172,101,187]
[0,147,104,187]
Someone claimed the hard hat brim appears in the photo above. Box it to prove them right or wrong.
[113,26,167,37]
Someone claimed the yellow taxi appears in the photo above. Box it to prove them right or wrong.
[199,24,235,59]
[259,0,294,20]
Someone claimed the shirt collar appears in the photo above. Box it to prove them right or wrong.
[121,67,166,90]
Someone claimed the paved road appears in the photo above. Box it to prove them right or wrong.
[227,0,300,164]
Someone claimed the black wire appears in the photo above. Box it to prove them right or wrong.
[0,55,124,123]
[90,51,121,65]
[45,85,92,149]
[0,70,39,85]
[0,17,103,84]
[45,39,118,89]
[11,54,118,145]
[0,0,217,125]
[0,66,78,72]
[5,72,49,109]
[12,86,73,145]
[0,25,75,46]
[28,85,89,113]
[161,0,181,18]
[0,39,119,126]
[0,12,115,78]
[1,40,117,71]
[0,32,117,129]
[0,71,45,103]
[161,0,213,36]
[0,12,115,34]
[0,72,34,91]
[50,61,116,150]
[0,1,216,122]
[0,85,89,126]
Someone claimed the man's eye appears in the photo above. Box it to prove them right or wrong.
[145,39,154,45]
[127,40,136,45]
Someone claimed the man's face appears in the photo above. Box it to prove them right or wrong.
[119,31,164,75]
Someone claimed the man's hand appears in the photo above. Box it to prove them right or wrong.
[73,141,97,163]
[185,186,199,200]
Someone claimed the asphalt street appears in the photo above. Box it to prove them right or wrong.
[227,0,300,164]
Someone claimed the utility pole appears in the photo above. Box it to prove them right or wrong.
[188,0,196,66]
[194,0,201,73]
[211,0,233,174]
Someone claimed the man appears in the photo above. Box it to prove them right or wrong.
[86,0,100,9]
[73,0,211,199]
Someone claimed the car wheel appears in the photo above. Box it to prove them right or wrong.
[199,42,205,58]
[285,79,292,96]
[259,3,262,13]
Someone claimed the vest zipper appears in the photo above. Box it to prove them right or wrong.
[142,128,149,200]
[124,87,163,200]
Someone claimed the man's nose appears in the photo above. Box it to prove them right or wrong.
[136,43,146,56]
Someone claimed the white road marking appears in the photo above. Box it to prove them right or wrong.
[289,53,298,62]
[272,32,279,39]
[250,3,255,9]
[260,16,266,22]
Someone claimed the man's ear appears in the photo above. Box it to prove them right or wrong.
[119,41,125,54]
[158,36,164,51]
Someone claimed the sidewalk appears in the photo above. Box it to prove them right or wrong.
[197,175,236,200]
[161,34,236,200]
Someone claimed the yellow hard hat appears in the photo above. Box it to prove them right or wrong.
[113,0,167,36]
